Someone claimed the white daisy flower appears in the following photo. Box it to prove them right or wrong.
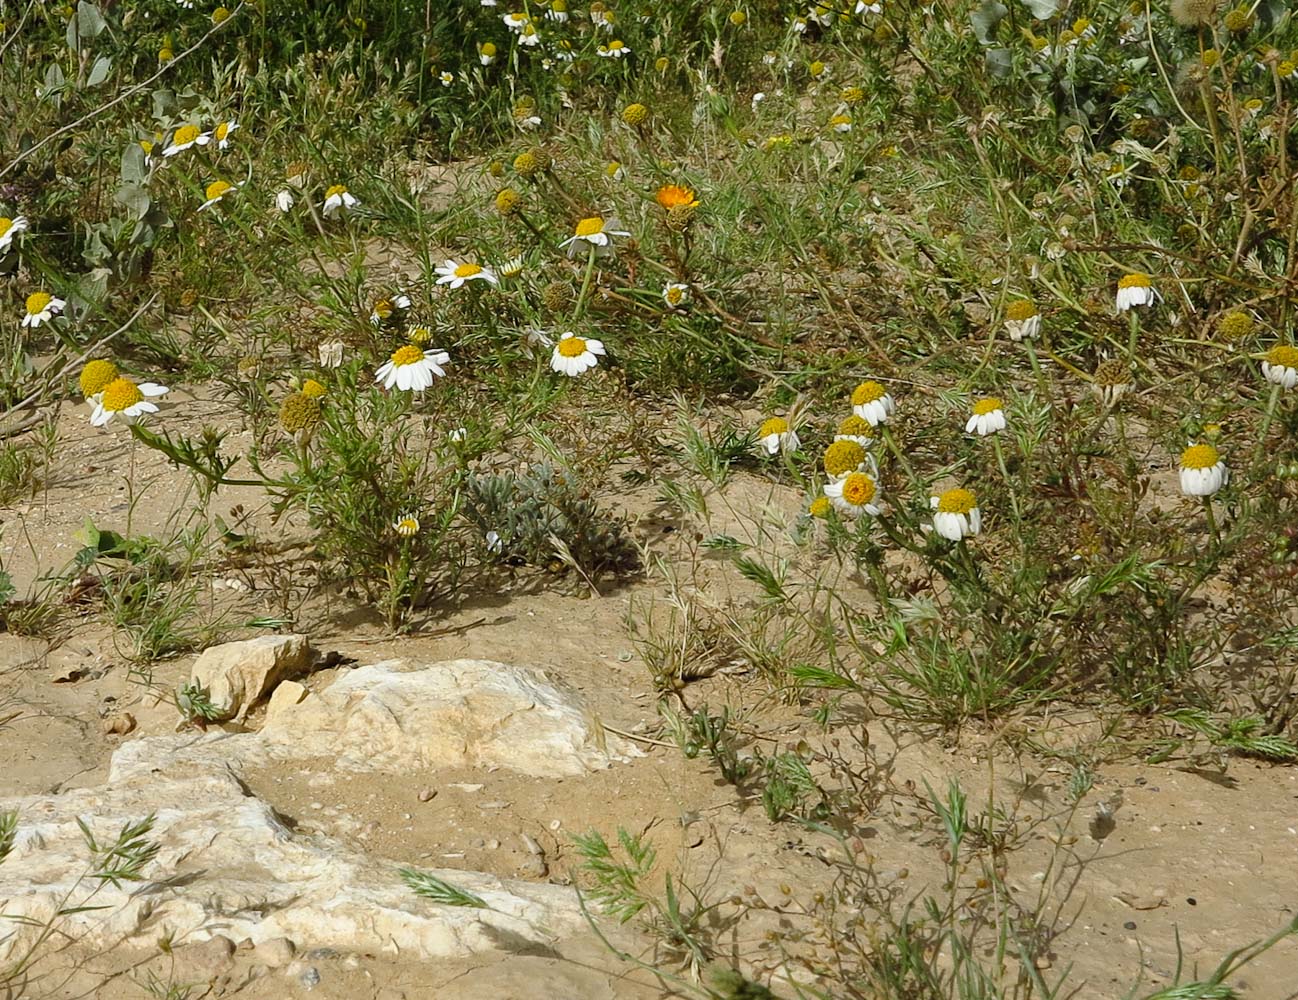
[834,415,876,449]
[197,180,238,211]
[550,332,605,377]
[809,4,834,26]
[22,291,65,328]
[90,378,169,426]
[855,0,882,12]
[322,184,359,218]
[435,260,499,288]
[547,0,569,21]
[503,11,530,31]
[376,344,450,392]
[440,71,455,86]
[663,282,690,308]
[1179,444,1228,497]
[370,293,412,326]
[498,256,525,278]
[486,529,504,553]
[757,416,799,455]
[598,39,630,57]
[394,513,421,537]
[519,23,541,45]
[479,42,498,65]
[162,124,210,156]
[275,189,295,212]
[791,15,809,32]
[825,472,882,517]
[1261,344,1298,390]
[829,114,852,133]
[1004,299,1041,341]
[850,380,895,426]
[448,427,467,442]
[212,119,239,149]
[931,489,982,541]
[1115,272,1159,312]
[965,397,1007,436]
[0,216,29,254]
[559,214,630,255]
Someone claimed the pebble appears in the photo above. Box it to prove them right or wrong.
[479,800,509,809]
[254,937,296,968]
[101,713,136,736]
[299,966,321,990]
[417,788,436,802]
[448,782,483,793]
[174,934,236,980]
[549,819,562,831]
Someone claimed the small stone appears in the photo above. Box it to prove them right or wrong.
[417,788,436,802]
[448,782,483,793]
[254,937,296,968]
[175,934,236,980]
[305,947,339,960]
[549,819,562,831]
[299,965,321,990]
[1124,921,1137,931]
[486,839,500,850]
[102,713,136,736]
[471,837,486,849]
[519,855,548,878]
[479,800,509,810]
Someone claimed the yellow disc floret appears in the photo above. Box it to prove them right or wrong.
[656,184,698,210]
[26,292,53,314]
[1265,345,1298,368]
[558,336,588,358]
[390,344,425,367]
[204,180,233,202]
[972,397,1003,416]
[1006,299,1037,321]
[837,415,875,439]
[495,188,522,215]
[279,391,322,433]
[851,380,887,405]
[301,378,326,399]
[575,216,605,237]
[1218,311,1255,340]
[759,416,789,438]
[79,359,119,397]
[172,124,200,146]
[1118,272,1151,289]
[841,472,876,506]
[809,496,831,518]
[1180,443,1220,470]
[454,263,483,278]
[325,183,348,200]
[823,440,866,476]
[100,377,144,413]
[937,488,977,514]
[622,103,649,126]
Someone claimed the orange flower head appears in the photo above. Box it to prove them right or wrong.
[656,184,698,211]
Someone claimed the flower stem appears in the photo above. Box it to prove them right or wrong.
[1125,311,1141,364]
[1202,496,1220,551]
[574,244,598,321]
[881,425,919,489]
[991,435,1021,523]
[1252,382,1281,469]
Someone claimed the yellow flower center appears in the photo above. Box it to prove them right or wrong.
[837,415,874,438]
[481,42,497,56]
[1072,17,1090,32]
[829,115,851,127]
[373,299,393,319]
[139,140,153,156]
[575,216,605,237]
[101,377,143,412]
[557,336,588,358]
[1265,345,1298,368]
[809,60,826,77]
[454,263,483,278]
[25,292,53,315]
[851,380,886,405]
[665,286,684,304]
[608,40,624,51]
[204,180,233,201]
[972,397,1003,416]
[79,359,119,397]
[937,488,977,514]
[214,122,231,141]
[395,516,420,536]
[1006,299,1037,321]
[823,440,865,476]
[1118,272,1151,289]
[841,473,876,506]
[1180,444,1220,470]
[391,345,425,367]
[759,417,789,438]
[325,184,348,199]
[301,378,326,398]
[212,6,230,22]
[408,326,432,345]
[809,496,831,518]
[173,124,200,146]
[0,217,11,233]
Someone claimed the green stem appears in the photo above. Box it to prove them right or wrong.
[1252,382,1281,470]
[1202,496,1220,552]
[881,424,919,489]
[1125,310,1141,364]
[991,435,1021,523]
[573,244,598,322]
[1024,339,1049,401]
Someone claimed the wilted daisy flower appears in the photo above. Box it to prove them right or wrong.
[966,397,1007,436]
[1262,344,1298,389]
[479,41,497,65]
[1217,310,1255,341]
[394,513,421,537]
[499,255,525,278]
[663,282,690,307]
[851,380,894,426]
[90,377,169,426]
[621,103,648,127]
[823,439,866,477]
[370,293,412,326]
[598,39,630,57]
[828,114,852,133]
[559,215,630,255]
[22,291,65,328]
[1179,443,1228,496]
[547,0,569,20]
[322,184,359,218]
[518,22,541,44]
[931,488,981,541]
[590,2,614,28]
[163,124,210,156]
[318,340,345,368]
[825,471,882,517]
[486,529,504,553]
[435,260,499,288]
[212,119,238,149]
[835,414,875,448]
[275,189,295,212]
[1092,358,1132,407]
[605,161,627,181]
[855,0,882,12]
[1115,272,1159,312]
[198,180,238,211]
[279,391,322,444]
[550,332,605,377]
[376,344,450,391]
[79,359,119,400]
[1004,299,1040,341]
[0,215,28,254]
[757,416,799,455]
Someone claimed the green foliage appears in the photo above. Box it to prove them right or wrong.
[398,867,487,908]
